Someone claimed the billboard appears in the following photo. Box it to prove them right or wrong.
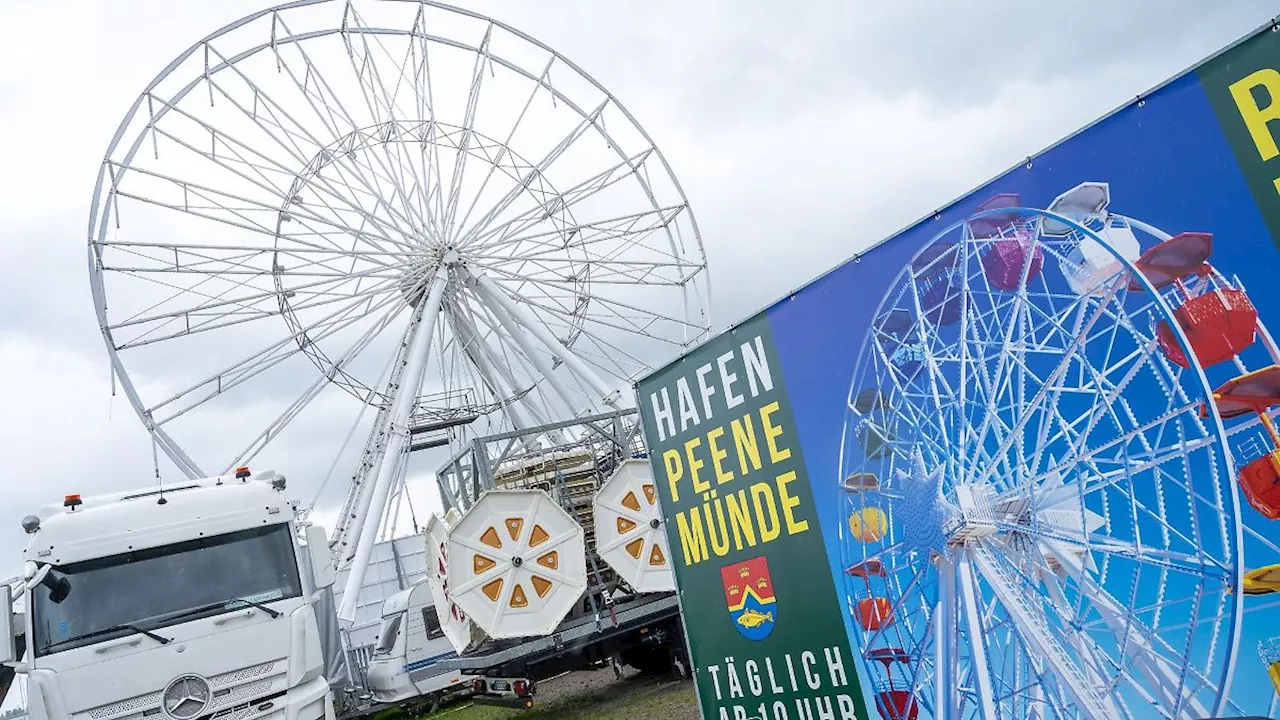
[637,16,1280,720]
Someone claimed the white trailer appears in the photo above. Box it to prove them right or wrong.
[363,585,469,708]
[1,468,339,720]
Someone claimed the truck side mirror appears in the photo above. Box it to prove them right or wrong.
[1,585,15,664]
[306,525,336,590]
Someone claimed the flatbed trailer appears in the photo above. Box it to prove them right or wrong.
[423,411,692,707]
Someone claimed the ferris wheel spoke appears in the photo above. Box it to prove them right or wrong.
[470,207,697,283]
[147,288,405,424]
[486,266,697,341]
[1026,399,1204,495]
[461,146,656,250]
[263,55,433,247]
[112,270,400,350]
[406,11,448,236]
[975,287,1120,487]
[108,162,416,264]
[229,297,405,470]
[141,95,416,256]
[108,261,397,340]
[968,543,1117,719]
[455,94,609,246]
[451,54,555,238]
[338,18,435,240]
[437,23,494,237]
[203,52,424,243]
[1052,554,1217,717]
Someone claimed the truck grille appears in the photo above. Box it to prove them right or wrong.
[80,660,283,720]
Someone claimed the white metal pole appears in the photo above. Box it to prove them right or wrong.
[472,278,590,416]
[935,555,957,719]
[453,303,569,445]
[451,306,535,433]
[338,265,450,626]
[473,272,626,409]
[957,550,997,717]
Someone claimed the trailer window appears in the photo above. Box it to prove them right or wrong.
[422,606,445,641]
[30,523,302,657]
[374,613,403,655]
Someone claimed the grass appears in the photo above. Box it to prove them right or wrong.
[422,676,698,720]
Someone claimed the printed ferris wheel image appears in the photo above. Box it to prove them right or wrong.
[837,182,1280,719]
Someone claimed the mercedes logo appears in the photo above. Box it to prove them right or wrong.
[162,675,211,720]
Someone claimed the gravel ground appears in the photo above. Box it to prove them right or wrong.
[425,666,699,720]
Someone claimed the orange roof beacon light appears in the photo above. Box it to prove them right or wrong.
[235,466,251,481]
[63,494,82,510]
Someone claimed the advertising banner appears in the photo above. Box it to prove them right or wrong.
[638,17,1280,720]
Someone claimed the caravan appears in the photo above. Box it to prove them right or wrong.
[363,584,469,706]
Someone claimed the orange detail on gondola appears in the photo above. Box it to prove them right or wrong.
[856,597,894,631]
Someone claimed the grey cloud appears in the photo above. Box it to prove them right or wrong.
[4,0,1278,580]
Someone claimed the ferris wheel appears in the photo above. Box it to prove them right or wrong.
[86,0,710,623]
[836,184,1258,720]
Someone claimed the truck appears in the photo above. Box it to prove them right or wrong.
[1,467,340,720]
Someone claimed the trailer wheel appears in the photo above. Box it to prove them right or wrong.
[620,646,668,675]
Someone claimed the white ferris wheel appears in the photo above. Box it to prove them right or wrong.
[86,0,710,622]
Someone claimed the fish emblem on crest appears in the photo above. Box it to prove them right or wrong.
[720,555,777,640]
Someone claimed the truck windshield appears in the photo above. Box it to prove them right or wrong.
[31,523,302,656]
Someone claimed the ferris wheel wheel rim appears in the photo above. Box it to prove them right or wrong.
[835,204,1245,717]
[85,0,713,478]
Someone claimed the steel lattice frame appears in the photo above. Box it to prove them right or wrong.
[86,0,710,624]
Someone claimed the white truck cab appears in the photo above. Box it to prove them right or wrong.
[3,468,337,720]
[364,584,467,707]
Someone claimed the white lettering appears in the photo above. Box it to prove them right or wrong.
[801,651,821,690]
[649,387,675,442]
[823,645,847,688]
[718,351,744,409]
[676,377,700,432]
[837,695,857,720]
[741,336,774,397]
[696,362,717,420]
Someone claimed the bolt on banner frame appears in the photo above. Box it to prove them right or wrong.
[637,14,1280,720]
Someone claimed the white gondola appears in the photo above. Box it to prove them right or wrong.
[445,489,587,639]
[1043,181,1142,297]
[593,460,675,593]
[424,511,485,654]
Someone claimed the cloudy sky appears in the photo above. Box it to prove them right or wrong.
[1,0,1276,628]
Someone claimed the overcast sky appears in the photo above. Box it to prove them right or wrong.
[1,0,1276,645]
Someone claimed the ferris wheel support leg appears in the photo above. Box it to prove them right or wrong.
[473,272,626,410]
[471,278,592,417]
[1054,554,1211,719]
[968,545,1116,720]
[957,550,998,718]
[450,305,542,443]
[337,265,450,627]
[933,554,958,719]
[471,327,572,445]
